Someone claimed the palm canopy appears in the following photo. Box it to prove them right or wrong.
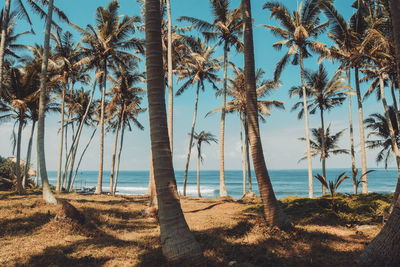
[208,65,284,122]
[263,0,329,81]
[289,64,347,119]
[175,38,221,95]
[64,88,98,127]
[365,106,400,169]
[73,1,143,75]
[178,0,243,52]
[193,131,218,162]
[299,125,349,161]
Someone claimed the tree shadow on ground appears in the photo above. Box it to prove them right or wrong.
[0,212,51,238]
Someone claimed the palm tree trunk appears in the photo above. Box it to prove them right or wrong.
[110,108,123,193]
[166,0,174,155]
[299,51,314,198]
[16,117,24,194]
[354,67,368,194]
[347,71,357,194]
[37,0,57,204]
[241,0,290,228]
[240,112,247,195]
[95,62,107,194]
[23,121,36,187]
[390,78,400,127]
[183,82,200,196]
[113,120,125,195]
[391,0,400,91]
[244,114,252,192]
[35,130,39,187]
[0,0,11,93]
[196,144,201,198]
[145,0,203,262]
[320,106,327,194]
[219,44,228,197]
[56,85,66,192]
[148,151,157,207]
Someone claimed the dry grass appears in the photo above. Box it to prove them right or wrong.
[0,192,389,267]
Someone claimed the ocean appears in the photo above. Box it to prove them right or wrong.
[48,169,398,199]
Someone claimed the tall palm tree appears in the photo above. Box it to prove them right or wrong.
[175,39,221,196]
[263,0,329,198]
[179,0,243,197]
[242,0,290,228]
[74,0,143,194]
[37,0,56,204]
[320,0,370,194]
[208,65,284,194]
[193,131,218,197]
[290,65,347,194]
[144,0,203,263]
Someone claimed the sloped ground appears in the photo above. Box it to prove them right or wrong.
[0,192,391,266]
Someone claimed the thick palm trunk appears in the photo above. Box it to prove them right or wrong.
[166,0,174,155]
[148,152,157,207]
[183,82,200,196]
[35,132,39,187]
[390,78,400,126]
[110,108,123,193]
[37,0,57,204]
[219,46,228,197]
[196,144,201,198]
[320,106,327,193]
[347,72,357,194]
[0,0,11,93]
[145,0,203,263]
[95,63,107,194]
[23,121,36,187]
[240,112,247,195]
[16,117,24,194]
[56,85,66,192]
[244,115,252,192]
[391,0,400,91]
[299,52,314,197]
[242,0,290,228]
[354,67,368,194]
[113,122,125,195]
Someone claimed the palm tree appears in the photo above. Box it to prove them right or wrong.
[74,0,143,194]
[37,0,56,204]
[175,39,221,196]
[179,0,243,197]
[193,131,217,197]
[144,0,203,263]
[263,0,329,198]
[299,126,349,163]
[242,0,290,228]
[360,1,400,264]
[320,0,370,194]
[290,65,347,194]
[208,65,284,194]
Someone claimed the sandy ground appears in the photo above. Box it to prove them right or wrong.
[0,193,383,267]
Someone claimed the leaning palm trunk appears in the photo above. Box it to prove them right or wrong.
[354,67,368,194]
[347,71,357,194]
[16,117,24,194]
[166,0,174,154]
[378,76,400,206]
[37,0,57,204]
[359,3,400,264]
[182,82,200,196]
[0,0,10,94]
[56,85,66,192]
[300,52,315,197]
[95,63,107,194]
[23,121,36,187]
[196,143,201,198]
[113,110,126,195]
[145,0,203,262]
[110,108,123,193]
[319,106,327,191]
[218,45,228,197]
[242,0,290,228]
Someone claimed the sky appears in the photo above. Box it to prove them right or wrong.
[0,0,394,172]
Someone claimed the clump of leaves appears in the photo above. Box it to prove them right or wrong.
[351,168,375,195]
[315,172,348,206]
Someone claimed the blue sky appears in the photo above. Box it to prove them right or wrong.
[0,0,393,171]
